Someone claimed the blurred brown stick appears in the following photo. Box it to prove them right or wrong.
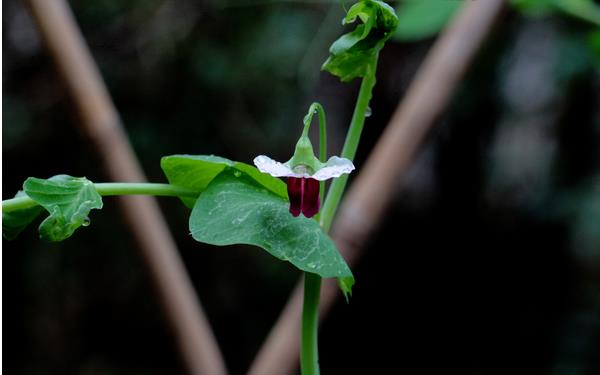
[24,1,227,374]
[248,0,506,374]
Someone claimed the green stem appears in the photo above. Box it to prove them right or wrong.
[2,183,198,213]
[301,272,322,375]
[93,183,197,197]
[301,102,328,224]
[302,102,328,164]
[316,105,327,165]
[320,61,377,231]
[299,62,378,375]
[310,102,328,205]
[301,102,327,375]
[2,196,39,212]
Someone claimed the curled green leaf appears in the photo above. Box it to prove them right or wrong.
[23,175,103,242]
[323,0,399,82]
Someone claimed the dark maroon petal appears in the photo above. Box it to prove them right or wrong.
[287,177,303,217]
[301,178,320,218]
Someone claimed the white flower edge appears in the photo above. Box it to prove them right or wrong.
[253,155,355,180]
[253,155,308,178]
[311,156,355,180]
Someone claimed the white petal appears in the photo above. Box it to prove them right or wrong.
[253,155,298,177]
[311,156,355,180]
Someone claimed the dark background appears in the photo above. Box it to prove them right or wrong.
[3,0,600,374]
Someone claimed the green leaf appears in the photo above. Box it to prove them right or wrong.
[338,276,355,302]
[2,191,44,240]
[393,0,460,42]
[588,30,600,64]
[553,0,600,27]
[189,171,354,295]
[510,0,555,15]
[161,154,287,208]
[323,0,399,82]
[511,0,600,25]
[23,175,103,242]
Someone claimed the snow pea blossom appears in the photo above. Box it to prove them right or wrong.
[253,133,354,218]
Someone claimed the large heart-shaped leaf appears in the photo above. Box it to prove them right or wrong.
[161,154,287,208]
[23,175,103,242]
[189,171,354,297]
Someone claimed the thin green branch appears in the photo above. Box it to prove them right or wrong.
[320,60,377,231]
[301,272,322,375]
[298,57,377,375]
[300,62,377,375]
[301,102,327,375]
[302,102,328,214]
[94,183,197,197]
[2,183,198,213]
[2,196,39,212]
[311,102,328,201]
[316,105,328,165]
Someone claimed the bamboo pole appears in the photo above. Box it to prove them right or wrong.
[23,1,227,374]
[248,0,506,374]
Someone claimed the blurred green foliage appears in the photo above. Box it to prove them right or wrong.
[393,0,460,41]
[512,0,600,26]
[394,0,600,42]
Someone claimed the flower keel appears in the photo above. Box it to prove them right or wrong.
[287,177,320,218]
[287,177,303,217]
[302,178,320,218]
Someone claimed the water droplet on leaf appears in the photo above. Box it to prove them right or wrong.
[82,217,91,227]
[365,107,372,117]
[233,171,242,177]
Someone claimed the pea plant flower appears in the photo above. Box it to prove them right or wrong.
[253,126,354,218]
